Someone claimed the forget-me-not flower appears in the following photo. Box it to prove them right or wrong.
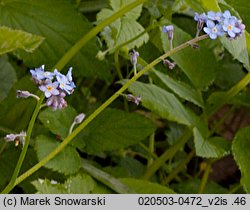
[203,20,224,39]
[39,81,60,98]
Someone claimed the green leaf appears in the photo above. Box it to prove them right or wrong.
[200,0,220,11]
[0,0,110,80]
[38,106,77,138]
[120,178,176,193]
[0,56,17,102]
[161,21,219,89]
[81,108,156,154]
[32,179,67,194]
[232,126,250,193]
[152,70,204,107]
[97,0,149,51]
[35,135,81,175]
[32,173,96,194]
[0,26,44,55]
[127,81,204,129]
[193,127,231,158]
[220,35,249,69]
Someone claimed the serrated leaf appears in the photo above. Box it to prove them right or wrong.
[81,109,156,154]
[120,178,176,193]
[64,173,95,194]
[232,126,250,193]
[32,173,96,194]
[161,21,219,89]
[127,81,205,129]
[152,70,204,107]
[0,26,44,55]
[0,56,17,102]
[32,179,67,194]
[97,0,148,51]
[35,135,81,175]
[193,127,231,158]
[0,0,110,80]
[38,106,77,138]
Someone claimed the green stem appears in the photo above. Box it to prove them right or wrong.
[164,149,195,184]
[198,159,213,194]
[147,133,155,167]
[1,97,44,194]
[143,128,192,179]
[13,34,209,188]
[114,50,123,80]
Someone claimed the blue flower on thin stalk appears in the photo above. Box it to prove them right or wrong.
[39,81,60,98]
[222,17,241,38]
[203,20,224,39]
[207,11,223,22]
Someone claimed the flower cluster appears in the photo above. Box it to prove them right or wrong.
[194,10,245,40]
[30,65,76,110]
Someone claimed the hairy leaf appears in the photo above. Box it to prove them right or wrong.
[232,127,250,193]
[193,127,231,158]
[0,26,44,55]
[0,0,110,80]
[81,109,156,154]
[0,56,17,102]
[35,135,81,175]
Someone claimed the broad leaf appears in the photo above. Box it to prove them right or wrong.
[32,173,96,194]
[35,135,81,175]
[0,0,110,80]
[127,81,206,132]
[232,126,250,193]
[120,178,175,193]
[81,109,156,154]
[0,56,17,102]
[97,0,149,51]
[0,26,44,55]
[38,106,77,138]
[152,70,204,107]
[161,21,219,89]
[193,127,231,158]
[200,0,220,11]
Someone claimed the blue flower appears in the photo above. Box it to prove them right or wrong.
[30,65,54,81]
[54,69,75,94]
[204,20,224,39]
[207,11,223,22]
[39,81,59,98]
[162,25,174,40]
[194,12,207,22]
[66,67,76,88]
[222,18,241,38]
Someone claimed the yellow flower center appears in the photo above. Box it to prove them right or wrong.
[61,83,65,88]
[228,25,233,31]
[47,86,52,91]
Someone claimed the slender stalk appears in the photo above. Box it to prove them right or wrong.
[198,159,213,194]
[143,128,192,179]
[14,35,209,187]
[1,0,146,194]
[164,149,195,184]
[1,96,44,194]
[147,133,155,167]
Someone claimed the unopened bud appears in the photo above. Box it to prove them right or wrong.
[16,90,31,98]
[74,113,86,124]
[126,94,142,106]
[163,59,176,70]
